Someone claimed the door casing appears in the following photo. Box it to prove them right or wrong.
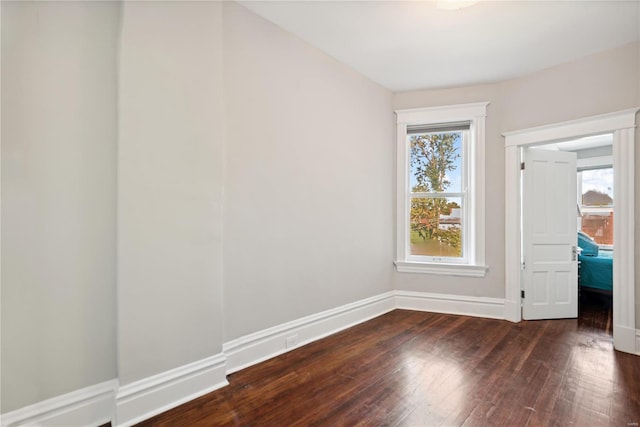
[503,108,639,355]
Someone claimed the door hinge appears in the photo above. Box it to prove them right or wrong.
[521,258,525,270]
[521,162,525,170]
[521,290,525,299]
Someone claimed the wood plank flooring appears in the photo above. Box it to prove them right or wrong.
[137,292,639,426]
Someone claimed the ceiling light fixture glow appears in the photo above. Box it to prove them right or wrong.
[436,0,480,10]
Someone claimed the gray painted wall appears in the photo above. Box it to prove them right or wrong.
[1,1,119,413]
[117,1,225,385]
[222,2,395,341]
[394,41,640,324]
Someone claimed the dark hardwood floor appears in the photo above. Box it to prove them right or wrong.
[578,288,612,335]
[137,292,639,426]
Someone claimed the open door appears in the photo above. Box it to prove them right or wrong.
[522,148,578,320]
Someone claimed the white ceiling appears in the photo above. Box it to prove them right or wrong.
[543,133,613,151]
[240,1,640,92]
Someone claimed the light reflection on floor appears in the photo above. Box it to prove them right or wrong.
[399,349,468,424]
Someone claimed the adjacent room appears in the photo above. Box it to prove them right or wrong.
[2,1,639,426]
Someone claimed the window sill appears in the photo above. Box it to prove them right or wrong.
[394,261,488,277]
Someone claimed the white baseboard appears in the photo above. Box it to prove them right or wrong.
[2,290,515,427]
[613,325,637,355]
[503,299,520,323]
[223,291,396,374]
[114,353,228,427]
[1,380,117,427]
[395,290,506,320]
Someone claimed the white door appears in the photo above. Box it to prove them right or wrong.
[522,148,578,320]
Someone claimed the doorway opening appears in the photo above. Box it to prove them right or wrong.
[524,134,613,333]
[503,108,638,355]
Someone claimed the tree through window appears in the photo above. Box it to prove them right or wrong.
[409,128,465,259]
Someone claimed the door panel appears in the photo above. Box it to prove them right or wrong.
[523,148,577,320]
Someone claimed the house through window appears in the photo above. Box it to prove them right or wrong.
[579,167,613,246]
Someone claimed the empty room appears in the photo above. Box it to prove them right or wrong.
[2,0,640,426]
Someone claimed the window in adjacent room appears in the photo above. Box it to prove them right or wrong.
[395,103,488,277]
[578,167,613,246]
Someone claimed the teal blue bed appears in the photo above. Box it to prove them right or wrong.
[578,231,613,292]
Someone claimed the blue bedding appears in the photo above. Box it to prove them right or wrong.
[578,231,612,292]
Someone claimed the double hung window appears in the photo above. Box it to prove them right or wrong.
[395,103,488,277]
[578,166,613,246]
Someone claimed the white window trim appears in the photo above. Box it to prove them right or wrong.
[395,102,489,277]
[581,206,613,214]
